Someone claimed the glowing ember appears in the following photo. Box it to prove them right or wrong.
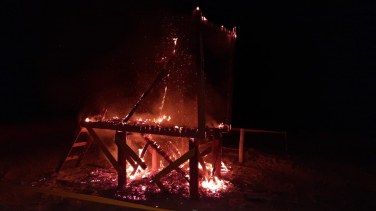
[201,176,228,191]
[85,118,90,122]
[196,6,200,11]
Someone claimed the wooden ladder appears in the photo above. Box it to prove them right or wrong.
[55,127,93,173]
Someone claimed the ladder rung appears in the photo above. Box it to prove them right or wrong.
[65,155,79,161]
[73,142,87,147]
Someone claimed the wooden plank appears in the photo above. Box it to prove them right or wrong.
[115,134,147,170]
[73,142,87,147]
[86,127,123,174]
[65,155,79,161]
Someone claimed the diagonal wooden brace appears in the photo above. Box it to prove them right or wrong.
[86,127,123,174]
[153,147,195,191]
[197,150,209,180]
[115,134,147,170]
[200,145,212,157]
[140,142,150,158]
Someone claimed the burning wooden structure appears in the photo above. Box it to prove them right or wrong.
[56,7,236,200]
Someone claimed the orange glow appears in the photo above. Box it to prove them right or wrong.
[196,6,200,11]
[173,38,178,45]
[85,118,90,122]
[201,176,227,191]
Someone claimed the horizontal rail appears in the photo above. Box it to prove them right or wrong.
[81,121,227,139]
[231,128,286,134]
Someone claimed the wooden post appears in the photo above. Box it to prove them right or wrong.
[239,128,245,164]
[195,8,206,139]
[116,131,127,189]
[212,135,222,178]
[189,138,199,200]
[152,148,158,170]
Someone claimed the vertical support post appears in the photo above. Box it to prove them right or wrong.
[189,138,199,200]
[152,148,158,170]
[195,8,206,139]
[226,28,236,126]
[212,134,222,178]
[239,128,245,164]
[116,131,127,189]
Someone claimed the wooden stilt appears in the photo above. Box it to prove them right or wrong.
[239,128,245,164]
[115,131,127,189]
[189,138,199,200]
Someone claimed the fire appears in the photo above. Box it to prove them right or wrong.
[218,122,224,129]
[85,118,90,122]
[201,176,227,191]
[196,6,200,11]
[173,38,178,46]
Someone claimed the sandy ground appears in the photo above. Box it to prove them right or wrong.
[0,122,375,211]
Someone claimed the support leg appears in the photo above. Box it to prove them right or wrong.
[116,131,127,189]
[189,138,199,200]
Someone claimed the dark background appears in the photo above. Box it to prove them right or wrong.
[1,1,375,162]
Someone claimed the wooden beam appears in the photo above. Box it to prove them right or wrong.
[189,138,199,200]
[115,131,127,189]
[140,142,150,158]
[195,9,206,140]
[152,147,195,193]
[86,127,123,174]
[115,133,147,170]
[153,147,195,181]
[200,145,212,157]
[197,148,209,179]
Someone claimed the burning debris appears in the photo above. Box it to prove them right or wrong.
[83,158,233,201]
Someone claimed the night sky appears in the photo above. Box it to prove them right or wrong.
[2,1,376,138]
